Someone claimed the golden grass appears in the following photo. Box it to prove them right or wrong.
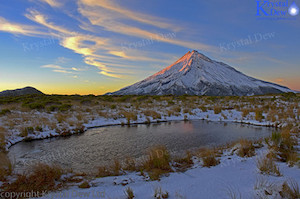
[120,111,138,124]
[124,187,134,199]
[173,151,194,171]
[143,110,161,120]
[154,186,169,199]
[257,155,281,176]
[124,156,136,171]
[55,113,66,123]
[241,108,250,118]
[78,181,91,189]
[142,146,172,180]
[2,163,63,193]
[0,126,7,151]
[97,159,123,177]
[255,109,264,122]
[213,106,222,114]
[0,152,12,181]
[280,179,300,199]
[237,139,255,157]
[198,148,220,168]
[266,127,298,165]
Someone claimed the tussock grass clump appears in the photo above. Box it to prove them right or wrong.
[237,139,255,157]
[55,113,66,123]
[199,106,207,112]
[280,179,300,199]
[172,106,181,113]
[173,151,194,171]
[124,156,136,171]
[97,159,123,177]
[142,146,172,180]
[199,148,220,168]
[0,126,7,150]
[0,152,12,181]
[2,163,63,193]
[257,156,281,176]
[78,181,91,189]
[213,106,222,114]
[143,110,161,120]
[124,187,134,199]
[0,108,11,116]
[97,166,113,178]
[120,111,138,124]
[20,126,34,137]
[266,128,298,166]
[255,109,264,122]
[154,186,169,199]
[241,108,250,118]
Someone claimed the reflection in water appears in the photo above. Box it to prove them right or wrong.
[8,120,273,173]
[182,121,194,133]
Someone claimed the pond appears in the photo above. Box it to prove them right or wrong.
[8,120,274,173]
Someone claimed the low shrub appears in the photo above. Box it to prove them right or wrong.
[58,104,72,112]
[0,109,11,116]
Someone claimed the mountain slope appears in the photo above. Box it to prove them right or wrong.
[109,50,294,96]
[0,87,44,97]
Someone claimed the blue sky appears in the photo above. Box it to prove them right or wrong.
[0,0,299,94]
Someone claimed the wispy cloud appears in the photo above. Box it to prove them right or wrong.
[0,17,48,36]
[41,64,76,74]
[41,64,63,69]
[53,69,73,74]
[38,0,62,7]
[79,0,180,31]
[25,10,73,35]
[77,0,216,52]
[98,71,121,78]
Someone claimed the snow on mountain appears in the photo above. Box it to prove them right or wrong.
[109,50,294,96]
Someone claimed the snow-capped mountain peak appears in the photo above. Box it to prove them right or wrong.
[109,50,294,96]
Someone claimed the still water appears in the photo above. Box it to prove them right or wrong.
[8,120,273,173]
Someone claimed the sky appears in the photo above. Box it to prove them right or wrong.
[0,0,299,95]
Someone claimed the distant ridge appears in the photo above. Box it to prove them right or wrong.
[0,87,44,97]
[108,50,295,96]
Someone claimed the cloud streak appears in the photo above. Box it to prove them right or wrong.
[77,0,216,52]
[0,17,48,36]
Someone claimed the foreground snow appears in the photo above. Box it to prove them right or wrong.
[38,146,300,199]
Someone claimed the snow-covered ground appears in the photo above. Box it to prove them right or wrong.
[36,146,300,199]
